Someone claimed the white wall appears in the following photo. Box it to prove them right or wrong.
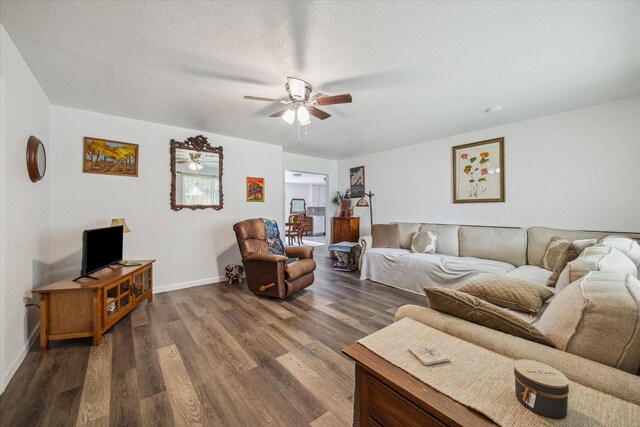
[339,96,640,236]
[0,24,52,393]
[49,106,284,293]
[283,153,338,239]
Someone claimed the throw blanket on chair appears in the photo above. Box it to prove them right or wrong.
[262,218,299,263]
[262,218,286,256]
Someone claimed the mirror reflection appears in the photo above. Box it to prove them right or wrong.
[175,149,220,206]
[170,135,223,211]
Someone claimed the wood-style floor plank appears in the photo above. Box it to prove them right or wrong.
[76,335,113,425]
[0,245,424,426]
[156,344,204,426]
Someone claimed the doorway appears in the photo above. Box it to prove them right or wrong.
[284,170,328,247]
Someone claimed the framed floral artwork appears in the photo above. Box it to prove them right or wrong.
[452,138,504,203]
[246,177,265,202]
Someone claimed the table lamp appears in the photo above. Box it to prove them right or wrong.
[110,218,131,233]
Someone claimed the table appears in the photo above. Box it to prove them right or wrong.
[343,343,495,427]
[33,260,155,350]
[328,241,361,271]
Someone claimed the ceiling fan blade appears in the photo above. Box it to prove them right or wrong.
[269,108,291,118]
[308,107,331,120]
[316,94,352,105]
[244,95,289,104]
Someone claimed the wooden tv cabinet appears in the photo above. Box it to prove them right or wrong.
[34,260,155,351]
[343,343,495,427]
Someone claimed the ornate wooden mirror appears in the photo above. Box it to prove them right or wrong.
[290,198,306,215]
[170,135,223,211]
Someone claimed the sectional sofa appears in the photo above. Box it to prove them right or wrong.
[354,223,640,417]
[359,223,639,321]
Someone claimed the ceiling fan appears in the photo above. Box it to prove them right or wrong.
[176,152,217,171]
[244,77,352,126]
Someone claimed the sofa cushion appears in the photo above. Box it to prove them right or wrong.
[561,246,638,287]
[459,274,554,313]
[395,305,640,405]
[285,259,316,280]
[536,272,640,374]
[424,287,555,346]
[459,226,527,267]
[547,239,597,286]
[542,237,572,271]
[505,265,553,287]
[527,227,608,267]
[418,224,459,256]
[371,224,401,248]
[599,235,640,266]
[410,231,437,254]
[391,222,420,249]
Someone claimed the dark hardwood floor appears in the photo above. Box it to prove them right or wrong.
[0,247,424,426]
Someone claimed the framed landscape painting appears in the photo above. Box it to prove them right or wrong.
[453,137,504,203]
[246,177,265,202]
[350,166,365,197]
[83,137,139,177]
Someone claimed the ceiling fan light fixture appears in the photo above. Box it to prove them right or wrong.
[282,108,295,124]
[286,77,312,100]
[297,106,310,124]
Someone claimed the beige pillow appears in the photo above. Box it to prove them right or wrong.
[371,224,401,248]
[547,239,597,286]
[424,287,555,347]
[542,237,571,271]
[459,274,554,313]
[537,272,640,374]
[410,231,437,254]
[563,246,638,284]
[599,235,640,267]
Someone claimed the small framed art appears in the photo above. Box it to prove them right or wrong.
[350,166,365,198]
[452,137,504,203]
[246,177,265,202]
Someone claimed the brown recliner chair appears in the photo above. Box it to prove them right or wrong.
[233,218,316,298]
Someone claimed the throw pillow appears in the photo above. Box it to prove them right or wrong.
[371,224,401,249]
[410,231,437,254]
[547,238,597,286]
[542,237,571,271]
[459,274,554,313]
[536,272,640,374]
[424,287,555,347]
[599,235,640,267]
[560,246,638,290]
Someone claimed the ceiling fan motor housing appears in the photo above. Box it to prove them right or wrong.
[286,77,312,101]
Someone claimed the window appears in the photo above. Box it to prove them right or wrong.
[181,173,218,205]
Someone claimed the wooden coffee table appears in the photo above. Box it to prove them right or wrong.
[343,343,496,427]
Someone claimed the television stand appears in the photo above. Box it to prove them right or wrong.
[34,260,155,351]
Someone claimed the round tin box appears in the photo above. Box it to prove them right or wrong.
[514,360,569,419]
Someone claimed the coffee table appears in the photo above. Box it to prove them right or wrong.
[343,343,495,427]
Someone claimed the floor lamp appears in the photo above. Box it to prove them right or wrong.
[356,191,374,230]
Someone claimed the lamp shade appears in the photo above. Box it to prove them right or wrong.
[297,106,310,123]
[111,218,131,233]
[355,197,369,207]
[282,108,295,124]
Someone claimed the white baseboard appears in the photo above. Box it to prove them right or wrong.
[153,275,226,294]
[2,321,40,394]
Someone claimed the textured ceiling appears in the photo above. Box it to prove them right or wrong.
[1,1,638,160]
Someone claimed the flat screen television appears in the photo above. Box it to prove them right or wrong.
[78,226,123,279]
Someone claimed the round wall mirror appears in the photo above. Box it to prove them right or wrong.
[26,135,47,182]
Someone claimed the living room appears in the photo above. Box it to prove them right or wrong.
[1,1,639,426]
